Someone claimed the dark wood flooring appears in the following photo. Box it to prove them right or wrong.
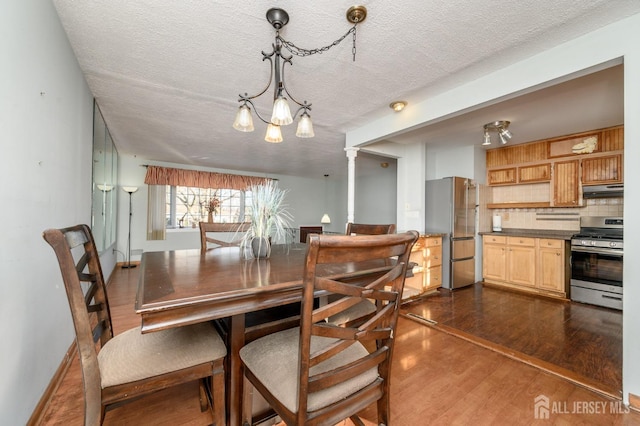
[38,269,639,425]
[401,283,622,398]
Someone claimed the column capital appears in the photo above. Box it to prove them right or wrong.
[344,147,359,160]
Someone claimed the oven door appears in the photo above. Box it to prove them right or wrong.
[571,246,623,288]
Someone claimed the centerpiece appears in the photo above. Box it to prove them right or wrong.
[240,180,293,259]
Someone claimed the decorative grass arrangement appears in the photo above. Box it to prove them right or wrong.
[240,180,294,257]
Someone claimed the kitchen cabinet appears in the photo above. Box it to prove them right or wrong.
[403,235,443,300]
[581,154,622,185]
[537,239,566,293]
[518,163,551,183]
[506,237,536,287]
[553,160,580,206]
[488,168,516,185]
[482,235,569,298]
[482,235,507,282]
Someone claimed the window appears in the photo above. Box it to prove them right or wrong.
[166,185,252,228]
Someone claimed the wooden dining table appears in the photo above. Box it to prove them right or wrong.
[135,243,310,426]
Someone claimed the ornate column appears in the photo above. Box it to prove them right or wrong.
[344,147,359,225]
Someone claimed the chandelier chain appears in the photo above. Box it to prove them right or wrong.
[277,25,358,61]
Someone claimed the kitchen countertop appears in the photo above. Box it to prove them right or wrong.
[420,233,447,238]
[478,228,576,240]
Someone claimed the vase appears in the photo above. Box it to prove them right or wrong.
[207,211,213,222]
[251,237,271,259]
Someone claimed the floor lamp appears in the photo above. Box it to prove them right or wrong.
[122,186,138,269]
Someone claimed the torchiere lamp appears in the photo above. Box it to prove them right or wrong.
[122,186,138,269]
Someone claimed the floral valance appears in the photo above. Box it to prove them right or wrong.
[144,165,270,190]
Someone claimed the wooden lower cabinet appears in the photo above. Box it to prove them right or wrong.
[403,235,443,300]
[537,239,568,293]
[482,235,568,298]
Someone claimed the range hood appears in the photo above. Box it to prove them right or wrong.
[582,184,624,198]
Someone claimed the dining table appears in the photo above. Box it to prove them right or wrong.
[135,243,311,426]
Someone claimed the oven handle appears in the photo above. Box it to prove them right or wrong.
[571,246,624,257]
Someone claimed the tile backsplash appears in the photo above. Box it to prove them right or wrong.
[477,183,623,232]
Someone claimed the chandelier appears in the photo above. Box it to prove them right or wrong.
[232,6,367,143]
[482,120,513,146]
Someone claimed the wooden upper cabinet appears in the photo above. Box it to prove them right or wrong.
[600,126,624,152]
[488,167,516,185]
[518,163,551,183]
[581,154,623,185]
[553,160,580,206]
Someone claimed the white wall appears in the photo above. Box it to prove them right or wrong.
[0,0,94,422]
[349,13,640,405]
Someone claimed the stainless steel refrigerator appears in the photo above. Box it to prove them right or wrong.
[425,177,477,289]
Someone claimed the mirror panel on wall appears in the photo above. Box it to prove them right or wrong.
[92,101,118,253]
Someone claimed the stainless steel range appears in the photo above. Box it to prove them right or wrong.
[571,216,623,310]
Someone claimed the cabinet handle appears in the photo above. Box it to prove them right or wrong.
[557,253,561,256]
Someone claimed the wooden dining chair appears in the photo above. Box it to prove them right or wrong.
[199,221,250,250]
[240,231,419,426]
[346,222,396,236]
[330,223,398,326]
[43,224,227,426]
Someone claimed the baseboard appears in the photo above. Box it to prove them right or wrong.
[27,341,77,426]
[630,393,640,412]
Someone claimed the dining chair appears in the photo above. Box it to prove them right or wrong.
[43,224,227,426]
[346,222,396,236]
[240,231,419,425]
[329,223,398,326]
[199,221,250,250]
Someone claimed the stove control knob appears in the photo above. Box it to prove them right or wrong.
[590,241,597,246]
[609,241,617,248]
[582,240,588,246]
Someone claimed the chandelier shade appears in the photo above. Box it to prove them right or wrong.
[233,6,366,143]
[233,104,255,132]
[296,112,314,138]
[264,123,283,143]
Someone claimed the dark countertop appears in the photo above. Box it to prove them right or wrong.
[478,228,576,240]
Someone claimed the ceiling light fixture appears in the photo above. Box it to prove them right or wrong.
[233,6,367,143]
[482,120,513,146]
[389,101,407,112]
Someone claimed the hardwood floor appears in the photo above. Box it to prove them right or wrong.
[38,269,640,425]
[401,283,622,398]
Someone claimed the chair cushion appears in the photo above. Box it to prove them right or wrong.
[327,299,376,325]
[240,327,378,413]
[98,322,226,388]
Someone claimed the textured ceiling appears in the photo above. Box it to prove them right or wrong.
[52,0,640,178]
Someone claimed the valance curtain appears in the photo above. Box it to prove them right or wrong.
[143,166,271,241]
[144,165,270,190]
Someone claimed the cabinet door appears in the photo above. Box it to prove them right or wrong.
[537,240,565,293]
[581,154,622,185]
[488,168,517,185]
[553,160,580,206]
[518,163,551,183]
[483,241,506,281]
[507,245,536,287]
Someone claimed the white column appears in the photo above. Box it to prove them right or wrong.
[344,147,359,225]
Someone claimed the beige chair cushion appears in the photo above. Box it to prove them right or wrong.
[327,299,376,325]
[98,322,226,388]
[240,327,378,413]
